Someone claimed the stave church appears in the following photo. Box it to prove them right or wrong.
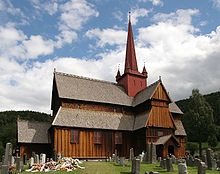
[17,17,186,159]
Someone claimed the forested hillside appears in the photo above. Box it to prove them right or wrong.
[0,111,52,159]
[176,91,220,125]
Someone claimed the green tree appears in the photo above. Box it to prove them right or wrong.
[183,89,215,157]
[208,135,218,147]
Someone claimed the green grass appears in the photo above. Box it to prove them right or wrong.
[4,161,218,174]
[202,142,220,149]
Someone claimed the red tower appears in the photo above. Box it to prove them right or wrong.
[116,17,148,97]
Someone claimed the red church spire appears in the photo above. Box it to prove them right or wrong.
[116,13,148,97]
[124,15,138,73]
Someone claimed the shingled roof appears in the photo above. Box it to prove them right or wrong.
[54,72,133,106]
[174,119,187,136]
[155,134,180,146]
[17,120,51,144]
[169,102,183,114]
[52,107,134,131]
[133,110,151,130]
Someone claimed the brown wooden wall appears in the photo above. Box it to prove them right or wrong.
[53,127,132,158]
[19,143,52,158]
[152,83,170,101]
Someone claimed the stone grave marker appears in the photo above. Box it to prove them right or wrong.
[198,161,207,174]
[166,155,174,172]
[146,143,151,163]
[29,157,34,166]
[130,148,134,161]
[163,159,167,169]
[40,153,46,163]
[171,155,176,164]
[1,143,13,174]
[57,152,61,160]
[216,160,220,168]
[120,157,125,166]
[116,156,119,163]
[15,157,24,173]
[132,158,140,174]
[178,163,187,174]
[151,143,157,163]
[35,154,39,164]
[23,153,27,165]
[158,157,162,163]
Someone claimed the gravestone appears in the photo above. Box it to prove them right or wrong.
[211,159,216,170]
[166,155,174,172]
[35,154,39,164]
[158,157,162,163]
[216,160,220,168]
[120,157,125,166]
[194,158,202,167]
[198,161,207,174]
[146,143,151,163]
[112,154,116,162]
[57,152,61,160]
[206,148,216,170]
[171,155,176,164]
[40,153,46,163]
[23,153,27,165]
[1,143,13,174]
[11,156,15,166]
[52,149,57,161]
[201,154,207,164]
[29,157,34,167]
[159,158,164,168]
[130,148,134,161]
[115,149,117,158]
[151,143,157,163]
[143,152,147,163]
[163,159,167,169]
[178,163,187,174]
[15,157,23,173]
[132,158,140,174]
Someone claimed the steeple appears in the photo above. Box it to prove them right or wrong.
[116,13,148,97]
[124,16,138,73]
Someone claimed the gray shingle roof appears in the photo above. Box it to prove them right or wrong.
[133,110,151,130]
[174,119,187,136]
[155,134,179,145]
[169,103,183,114]
[133,80,160,106]
[17,120,51,144]
[52,107,135,131]
[54,72,133,106]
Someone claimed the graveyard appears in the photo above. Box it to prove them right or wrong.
[2,143,220,174]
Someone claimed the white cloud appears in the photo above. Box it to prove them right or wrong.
[212,0,220,9]
[130,8,150,25]
[31,0,58,15]
[153,9,199,26]
[113,11,123,21]
[139,0,163,6]
[85,28,127,47]
[55,30,78,48]
[59,0,99,31]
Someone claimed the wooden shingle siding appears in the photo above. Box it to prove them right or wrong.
[152,83,170,101]
[53,128,131,158]
[146,127,173,143]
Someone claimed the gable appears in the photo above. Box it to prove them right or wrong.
[152,83,172,102]
[146,106,175,128]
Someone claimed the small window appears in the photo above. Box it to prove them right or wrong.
[78,104,80,109]
[113,108,117,112]
[94,131,102,144]
[158,131,163,137]
[71,130,79,143]
[115,132,122,144]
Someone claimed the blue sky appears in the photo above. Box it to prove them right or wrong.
[0,0,220,113]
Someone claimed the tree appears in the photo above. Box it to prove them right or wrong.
[208,135,218,147]
[183,89,215,157]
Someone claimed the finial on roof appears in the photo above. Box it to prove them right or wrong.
[159,76,162,81]
[129,11,131,21]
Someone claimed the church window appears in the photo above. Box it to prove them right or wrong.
[71,130,79,143]
[78,104,80,109]
[94,131,102,144]
[115,132,122,144]
[158,131,163,137]
[114,108,116,112]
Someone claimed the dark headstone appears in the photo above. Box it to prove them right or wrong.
[166,156,174,172]
[132,158,140,174]
[120,157,125,166]
[150,143,156,163]
[130,148,134,161]
[23,153,27,165]
[146,143,151,163]
[198,161,207,174]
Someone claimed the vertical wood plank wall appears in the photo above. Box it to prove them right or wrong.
[53,127,132,158]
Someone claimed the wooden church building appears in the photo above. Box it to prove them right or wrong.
[17,18,186,159]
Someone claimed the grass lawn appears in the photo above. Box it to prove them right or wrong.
[6,161,218,174]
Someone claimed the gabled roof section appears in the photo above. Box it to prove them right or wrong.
[133,80,160,106]
[52,107,134,131]
[169,103,183,114]
[54,72,133,106]
[155,134,180,146]
[17,120,51,144]
[133,80,172,106]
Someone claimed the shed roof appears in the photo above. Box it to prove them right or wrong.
[52,107,135,131]
[17,120,51,144]
[174,119,187,136]
[54,72,133,106]
[133,110,151,130]
[169,102,183,114]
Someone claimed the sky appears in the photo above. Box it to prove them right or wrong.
[0,0,220,114]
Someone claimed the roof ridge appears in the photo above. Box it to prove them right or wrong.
[147,79,160,88]
[55,71,120,86]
